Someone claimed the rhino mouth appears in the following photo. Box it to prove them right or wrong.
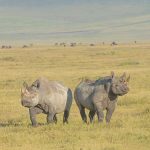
[21,100,34,108]
[112,86,129,96]
[118,93,126,96]
[118,90,128,96]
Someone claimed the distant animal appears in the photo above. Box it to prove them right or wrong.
[70,43,76,47]
[111,42,118,46]
[1,45,5,49]
[60,43,66,47]
[22,45,28,48]
[90,44,95,46]
[74,72,130,123]
[1,45,12,49]
[55,43,58,46]
[21,77,73,126]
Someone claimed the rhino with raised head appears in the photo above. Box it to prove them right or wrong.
[21,77,72,126]
[74,72,130,123]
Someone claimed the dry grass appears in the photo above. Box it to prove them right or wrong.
[0,44,150,150]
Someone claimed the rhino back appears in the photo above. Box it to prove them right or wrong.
[33,77,69,113]
[75,77,111,110]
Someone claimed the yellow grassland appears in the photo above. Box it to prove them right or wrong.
[0,44,149,150]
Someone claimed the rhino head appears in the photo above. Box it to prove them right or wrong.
[110,72,130,96]
[21,82,40,108]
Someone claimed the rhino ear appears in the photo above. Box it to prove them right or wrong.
[111,71,115,79]
[32,80,40,89]
[23,82,28,88]
[126,75,130,82]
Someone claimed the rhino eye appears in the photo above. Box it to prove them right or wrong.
[119,79,123,82]
[115,84,118,87]
[120,79,125,83]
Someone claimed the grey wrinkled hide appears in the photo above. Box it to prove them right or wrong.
[74,72,130,123]
[21,77,72,126]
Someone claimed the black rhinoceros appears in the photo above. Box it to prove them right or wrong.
[21,77,72,126]
[74,72,130,123]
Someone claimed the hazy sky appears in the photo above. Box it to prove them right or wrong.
[0,0,150,43]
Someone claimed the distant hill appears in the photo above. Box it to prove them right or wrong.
[0,0,150,43]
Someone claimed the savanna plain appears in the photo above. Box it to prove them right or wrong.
[0,43,150,150]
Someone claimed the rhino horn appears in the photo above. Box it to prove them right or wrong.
[21,82,29,95]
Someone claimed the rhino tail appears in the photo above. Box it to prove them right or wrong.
[63,88,73,124]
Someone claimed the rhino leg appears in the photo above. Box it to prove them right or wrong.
[53,114,57,124]
[89,110,96,123]
[63,110,69,124]
[105,110,114,123]
[105,101,116,123]
[79,105,87,123]
[97,110,104,123]
[106,107,115,123]
[47,113,55,124]
[29,107,43,127]
[94,102,104,123]
[46,105,56,124]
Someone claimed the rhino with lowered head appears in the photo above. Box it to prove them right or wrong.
[74,72,130,123]
[21,77,72,126]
